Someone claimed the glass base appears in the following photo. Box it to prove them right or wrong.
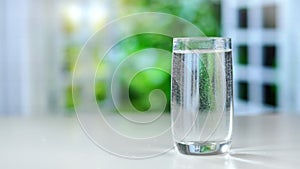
[175,140,231,155]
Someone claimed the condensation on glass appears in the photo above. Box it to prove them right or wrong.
[171,37,233,155]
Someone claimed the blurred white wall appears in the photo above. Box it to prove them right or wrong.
[0,0,62,115]
[0,0,111,115]
[0,0,30,115]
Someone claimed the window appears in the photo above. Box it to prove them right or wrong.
[238,45,248,65]
[238,81,249,101]
[263,5,277,28]
[263,83,277,106]
[238,8,248,28]
[262,45,277,68]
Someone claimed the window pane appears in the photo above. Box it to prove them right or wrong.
[238,45,248,65]
[238,8,248,28]
[263,83,277,106]
[263,5,277,28]
[238,81,249,101]
[263,45,277,68]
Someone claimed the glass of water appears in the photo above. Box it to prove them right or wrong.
[171,37,233,155]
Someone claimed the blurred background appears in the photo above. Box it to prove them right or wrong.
[0,0,299,116]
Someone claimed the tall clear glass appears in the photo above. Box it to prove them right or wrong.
[171,37,233,155]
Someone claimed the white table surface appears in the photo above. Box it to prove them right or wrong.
[1,113,300,169]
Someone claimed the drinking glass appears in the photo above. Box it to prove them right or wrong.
[171,37,233,155]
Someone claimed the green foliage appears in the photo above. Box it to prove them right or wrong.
[63,0,221,112]
[129,69,171,112]
[115,0,220,112]
[199,54,215,111]
[63,44,80,72]
[95,80,107,102]
[119,0,221,36]
[109,0,220,112]
[117,34,172,112]
[65,85,81,110]
[200,144,216,153]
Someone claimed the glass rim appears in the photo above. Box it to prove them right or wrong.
[173,37,231,51]
[173,37,231,41]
